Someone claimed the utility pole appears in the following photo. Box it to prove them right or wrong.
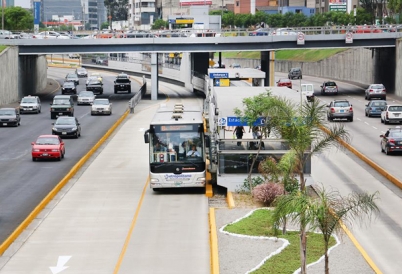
[2,0,5,31]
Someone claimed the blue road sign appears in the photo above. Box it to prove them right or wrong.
[209,72,229,79]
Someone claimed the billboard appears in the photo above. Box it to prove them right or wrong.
[329,0,347,12]
[179,0,212,6]
[33,1,41,25]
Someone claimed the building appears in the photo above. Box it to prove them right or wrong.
[5,0,15,7]
[42,0,83,23]
[128,0,158,30]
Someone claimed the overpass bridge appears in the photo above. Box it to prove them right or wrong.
[1,26,402,100]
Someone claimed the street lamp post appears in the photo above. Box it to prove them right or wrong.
[2,0,4,31]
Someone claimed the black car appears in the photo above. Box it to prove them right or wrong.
[75,68,88,78]
[86,79,104,95]
[0,107,20,127]
[50,95,74,119]
[65,73,79,86]
[61,81,77,95]
[114,73,131,94]
[288,68,302,79]
[52,116,81,138]
[380,126,402,155]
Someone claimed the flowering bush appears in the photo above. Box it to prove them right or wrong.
[252,182,285,206]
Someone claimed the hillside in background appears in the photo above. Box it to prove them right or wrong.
[221,49,349,62]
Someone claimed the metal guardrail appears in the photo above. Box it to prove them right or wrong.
[128,76,147,114]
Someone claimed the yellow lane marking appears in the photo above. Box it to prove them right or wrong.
[340,221,383,274]
[209,208,220,274]
[113,177,149,273]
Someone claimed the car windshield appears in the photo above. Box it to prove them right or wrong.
[0,110,15,115]
[79,91,94,97]
[388,106,402,111]
[21,98,36,103]
[64,83,74,87]
[67,74,77,78]
[88,80,100,85]
[53,99,70,105]
[94,100,109,105]
[372,85,384,89]
[77,69,86,72]
[55,118,75,125]
[389,131,402,138]
[36,137,60,145]
[325,82,336,86]
[334,102,350,107]
[372,102,386,106]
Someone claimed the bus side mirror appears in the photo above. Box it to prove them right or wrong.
[144,129,150,144]
[205,135,210,147]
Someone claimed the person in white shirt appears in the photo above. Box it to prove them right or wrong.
[186,145,201,157]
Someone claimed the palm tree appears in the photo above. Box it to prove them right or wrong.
[260,95,351,274]
[272,185,379,274]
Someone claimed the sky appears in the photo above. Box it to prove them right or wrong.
[14,0,30,8]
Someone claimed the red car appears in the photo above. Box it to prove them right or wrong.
[277,78,292,89]
[31,135,65,161]
[353,25,383,34]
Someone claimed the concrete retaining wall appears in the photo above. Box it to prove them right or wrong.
[0,47,19,105]
[394,40,402,97]
[0,47,48,105]
[222,48,378,88]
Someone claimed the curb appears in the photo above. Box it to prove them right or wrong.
[0,109,129,255]
[209,208,220,274]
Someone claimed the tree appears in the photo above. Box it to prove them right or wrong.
[272,185,379,274]
[3,6,33,31]
[104,0,128,25]
[151,19,168,30]
[237,94,350,274]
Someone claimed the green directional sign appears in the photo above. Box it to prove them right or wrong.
[329,5,347,12]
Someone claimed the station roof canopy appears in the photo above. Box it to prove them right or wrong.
[213,86,303,117]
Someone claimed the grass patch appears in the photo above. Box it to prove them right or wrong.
[219,48,348,62]
[224,208,336,274]
[0,45,7,53]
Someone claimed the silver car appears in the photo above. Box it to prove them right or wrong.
[91,99,112,115]
[77,91,96,105]
[365,84,386,100]
[19,96,41,114]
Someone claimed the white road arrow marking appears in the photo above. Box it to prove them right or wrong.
[49,256,71,274]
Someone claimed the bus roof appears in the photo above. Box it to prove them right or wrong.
[150,103,203,125]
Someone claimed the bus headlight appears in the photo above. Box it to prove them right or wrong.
[197,177,206,182]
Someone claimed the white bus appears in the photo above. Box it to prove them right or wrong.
[144,103,208,190]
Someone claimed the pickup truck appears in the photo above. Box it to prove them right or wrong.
[50,95,74,119]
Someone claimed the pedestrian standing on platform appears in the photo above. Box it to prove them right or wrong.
[233,125,245,146]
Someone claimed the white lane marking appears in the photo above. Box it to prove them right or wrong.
[356,118,361,121]
[49,256,71,274]
[364,122,370,126]
[373,126,378,129]
[139,128,146,132]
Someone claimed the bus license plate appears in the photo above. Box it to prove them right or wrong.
[174,181,182,187]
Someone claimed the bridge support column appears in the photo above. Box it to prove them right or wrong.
[261,51,275,86]
[180,52,192,90]
[151,53,159,101]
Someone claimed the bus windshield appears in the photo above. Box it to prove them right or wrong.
[150,130,204,163]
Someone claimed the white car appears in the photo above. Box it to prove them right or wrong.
[365,84,386,100]
[381,105,402,124]
[272,28,298,35]
[19,95,41,114]
[0,30,19,39]
[77,91,96,105]
[32,31,71,39]
[91,99,112,115]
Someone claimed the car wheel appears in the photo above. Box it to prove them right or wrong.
[51,113,56,119]
[383,96,386,101]
[32,157,36,161]
[381,117,384,123]
[365,111,368,117]
[57,155,62,161]
[384,119,389,125]
[349,117,353,122]
[38,108,41,114]
[367,113,371,117]
[381,144,384,153]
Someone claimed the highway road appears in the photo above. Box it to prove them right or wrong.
[276,73,402,273]
[0,67,141,243]
[1,67,402,273]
